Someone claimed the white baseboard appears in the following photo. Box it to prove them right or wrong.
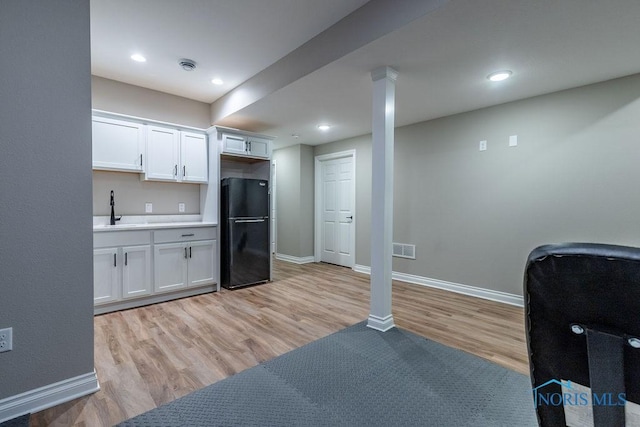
[353,264,372,275]
[353,264,524,307]
[367,314,396,332]
[0,370,99,423]
[275,253,316,264]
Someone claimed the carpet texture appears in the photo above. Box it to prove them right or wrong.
[0,414,29,427]
[119,322,537,426]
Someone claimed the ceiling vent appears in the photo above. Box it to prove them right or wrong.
[179,59,197,71]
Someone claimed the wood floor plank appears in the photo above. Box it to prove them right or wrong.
[29,259,528,426]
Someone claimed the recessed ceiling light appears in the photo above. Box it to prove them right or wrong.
[130,54,146,63]
[487,70,512,82]
[317,124,331,131]
[211,78,224,85]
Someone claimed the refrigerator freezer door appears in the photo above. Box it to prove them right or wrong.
[223,178,269,218]
[223,218,270,288]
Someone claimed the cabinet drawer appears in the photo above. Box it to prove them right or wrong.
[153,227,216,243]
[94,230,151,248]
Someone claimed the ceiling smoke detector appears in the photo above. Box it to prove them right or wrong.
[179,59,197,71]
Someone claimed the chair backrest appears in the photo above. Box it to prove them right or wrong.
[525,243,640,426]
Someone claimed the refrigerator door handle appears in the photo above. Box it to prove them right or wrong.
[235,219,265,223]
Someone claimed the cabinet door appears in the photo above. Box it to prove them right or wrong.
[154,242,188,293]
[222,133,247,155]
[187,240,216,287]
[92,117,144,172]
[122,245,151,299]
[180,132,208,183]
[93,248,119,305]
[247,137,271,159]
[146,125,180,181]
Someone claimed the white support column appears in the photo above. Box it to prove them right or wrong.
[367,66,398,332]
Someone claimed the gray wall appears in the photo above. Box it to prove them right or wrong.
[92,76,211,128]
[274,146,301,256]
[313,73,640,296]
[0,0,94,399]
[299,145,315,255]
[93,171,200,215]
[91,76,211,216]
[273,145,315,258]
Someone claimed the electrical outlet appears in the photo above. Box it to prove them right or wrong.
[0,327,13,353]
[509,134,518,147]
[178,203,185,213]
[145,202,153,213]
[479,140,487,151]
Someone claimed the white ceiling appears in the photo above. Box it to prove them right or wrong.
[91,0,640,149]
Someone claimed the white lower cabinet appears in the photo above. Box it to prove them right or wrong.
[93,245,151,305]
[122,245,152,299]
[188,240,217,287]
[154,242,189,292]
[93,248,119,305]
[93,226,217,314]
[154,239,216,293]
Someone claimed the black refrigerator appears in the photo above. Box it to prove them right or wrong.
[220,178,270,289]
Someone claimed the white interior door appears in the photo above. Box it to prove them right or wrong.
[318,155,354,267]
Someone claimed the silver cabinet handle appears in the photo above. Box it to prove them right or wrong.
[181,233,195,237]
[140,154,143,167]
[183,165,186,177]
[235,219,265,223]
[113,253,116,267]
[125,252,128,266]
[184,247,188,259]
[174,165,178,176]
[189,246,192,258]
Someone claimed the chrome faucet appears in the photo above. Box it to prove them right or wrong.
[110,190,122,225]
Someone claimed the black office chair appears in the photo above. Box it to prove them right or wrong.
[524,243,640,426]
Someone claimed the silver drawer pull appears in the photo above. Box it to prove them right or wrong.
[235,219,265,223]
[181,233,195,237]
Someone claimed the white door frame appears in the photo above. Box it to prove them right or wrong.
[271,160,277,254]
[314,150,356,266]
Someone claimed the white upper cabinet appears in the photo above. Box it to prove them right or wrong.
[145,125,180,181]
[247,136,271,158]
[219,130,272,159]
[180,132,208,183]
[92,112,208,184]
[145,125,208,184]
[92,116,144,172]
[221,133,248,156]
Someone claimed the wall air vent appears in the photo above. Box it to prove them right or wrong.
[392,243,416,260]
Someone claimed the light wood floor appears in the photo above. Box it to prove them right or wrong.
[30,260,528,426]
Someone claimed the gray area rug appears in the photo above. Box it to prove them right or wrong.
[0,414,29,427]
[118,322,537,426]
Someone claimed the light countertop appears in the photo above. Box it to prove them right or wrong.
[93,215,217,232]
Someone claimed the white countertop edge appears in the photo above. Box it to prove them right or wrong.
[93,215,217,232]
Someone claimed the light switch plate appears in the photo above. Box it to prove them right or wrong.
[178,203,185,213]
[145,203,153,213]
[509,135,518,147]
[479,140,487,151]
